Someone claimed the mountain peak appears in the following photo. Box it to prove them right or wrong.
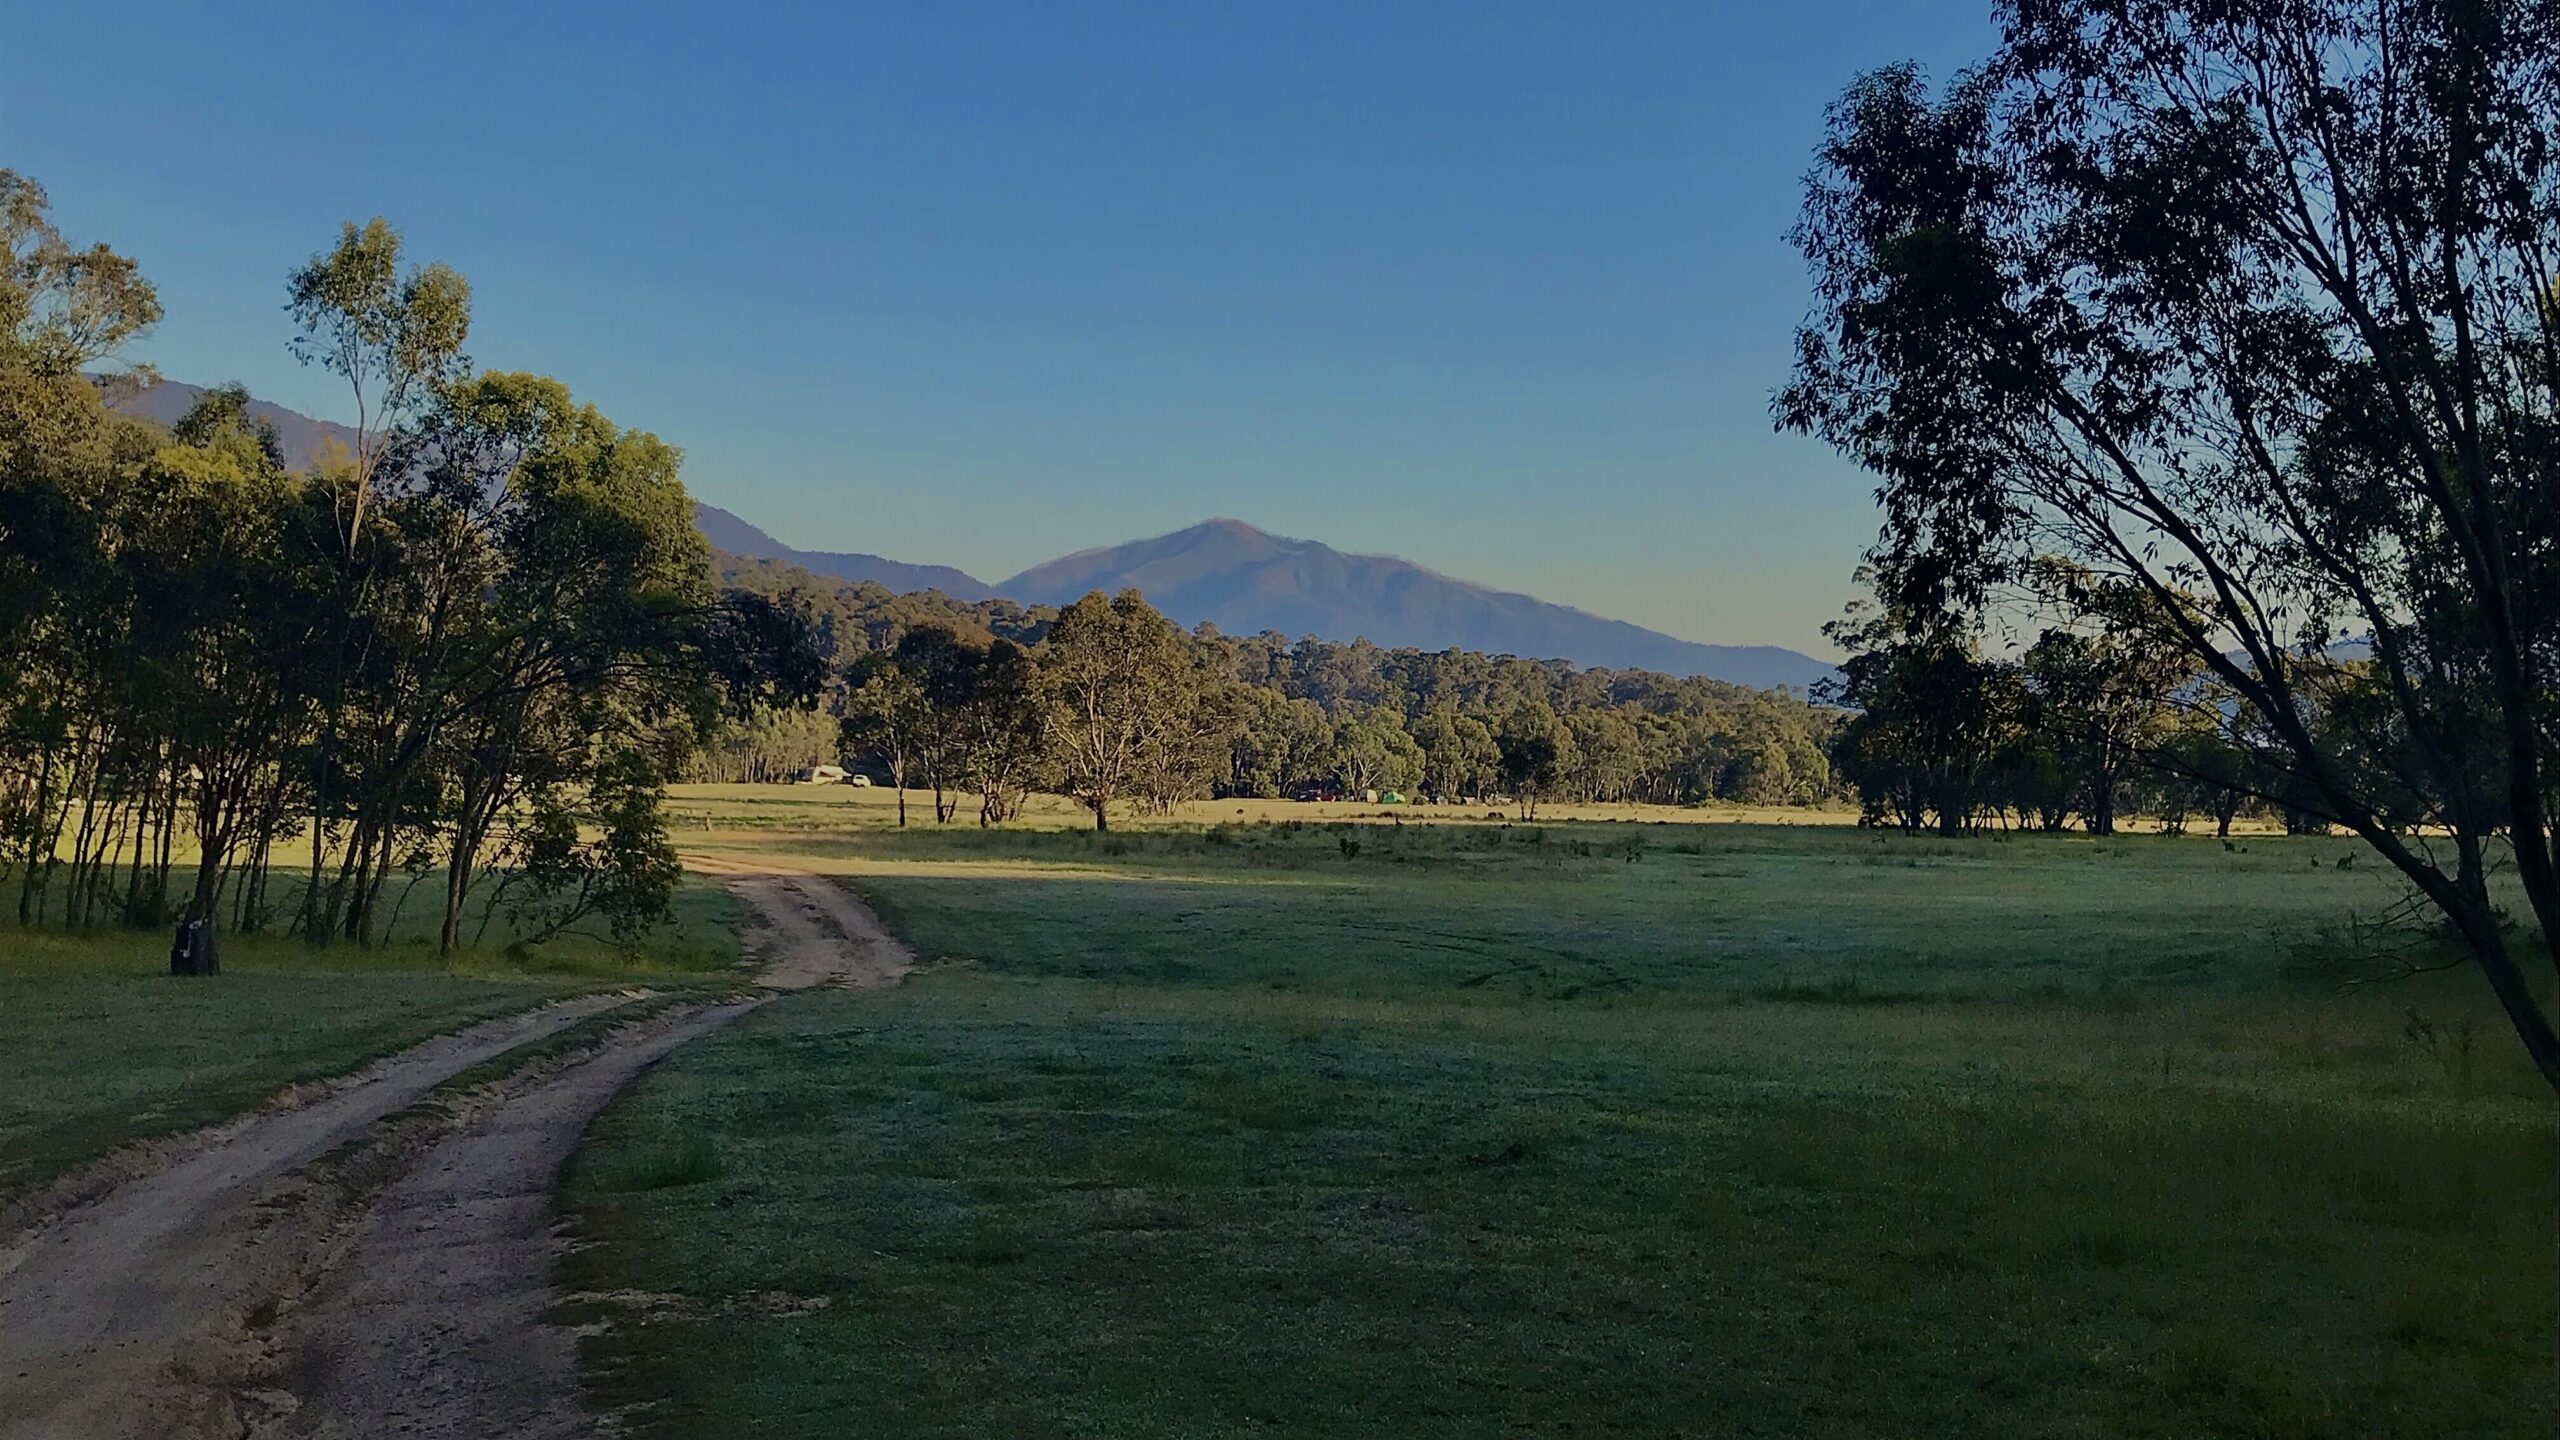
[1001,520,1835,690]
[1189,516,1277,540]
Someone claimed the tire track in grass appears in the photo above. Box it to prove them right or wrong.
[243,861,907,1438]
[0,860,908,1439]
[0,995,637,1439]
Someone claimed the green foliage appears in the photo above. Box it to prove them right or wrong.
[851,624,1049,825]
[1330,704,1423,797]
[515,750,685,951]
[1780,3,2560,1084]
[0,170,162,374]
[283,216,469,551]
[1223,687,1334,799]
[718,552,1847,811]
[1821,585,2020,834]
[0,179,817,959]
[1495,700,1571,817]
[1821,561,2258,840]
[1040,590,1214,829]
[1408,705,1497,801]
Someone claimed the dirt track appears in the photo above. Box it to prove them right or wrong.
[0,863,909,1438]
[688,856,917,991]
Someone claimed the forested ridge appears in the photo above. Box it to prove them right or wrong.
[700,549,2349,843]
[699,553,1846,816]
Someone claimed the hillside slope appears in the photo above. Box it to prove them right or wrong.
[693,503,996,599]
[108,376,359,470]
[1005,519,1834,690]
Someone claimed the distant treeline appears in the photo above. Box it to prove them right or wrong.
[0,174,815,951]
[1821,566,2360,839]
[698,554,1848,819]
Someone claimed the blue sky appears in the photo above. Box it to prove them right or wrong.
[6,1,1998,655]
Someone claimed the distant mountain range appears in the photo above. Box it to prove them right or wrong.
[695,503,998,600]
[104,379,1834,691]
[110,376,360,470]
[710,507,1835,690]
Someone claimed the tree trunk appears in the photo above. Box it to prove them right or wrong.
[189,839,223,929]
[441,816,482,959]
[16,751,55,924]
[439,854,471,957]
[304,735,329,944]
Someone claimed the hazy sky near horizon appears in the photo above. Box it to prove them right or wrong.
[7,1,2000,655]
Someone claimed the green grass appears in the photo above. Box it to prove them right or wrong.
[0,876,744,1201]
[661,780,1874,834]
[566,820,2554,1438]
[697,817,2475,1000]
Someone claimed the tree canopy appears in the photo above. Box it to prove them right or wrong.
[1781,0,2560,1087]
[727,553,1850,825]
[0,173,819,956]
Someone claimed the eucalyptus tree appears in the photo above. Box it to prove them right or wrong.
[1782,0,2560,1082]
[0,170,160,379]
[842,650,932,824]
[285,218,470,550]
[0,171,164,923]
[1226,687,1334,798]
[145,393,319,929]
[1332,706,1424,799]
[1566,709,1644,803]
[319,370,553,945]
[1818,597,2018,834]
[1495,702,1574,820]
[1411,706,1499,802]
[945,638,1047,826]
[0,179,811,956]
[891,625,990,823]
[419,376,734,954]
[1133,655,1242,814]
[283,217,472,942]
[1042,590,1206,831]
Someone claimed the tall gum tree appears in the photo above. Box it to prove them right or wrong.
[1042,590,1201,831]
[284,218,470,943]
[1780,0,2560,1091]
[0,171,164,925]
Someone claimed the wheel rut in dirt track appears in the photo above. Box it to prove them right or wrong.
[689,856,916,992]
[257,999,764,1439]
[0,995,636,1439]
[0,862,910,1439]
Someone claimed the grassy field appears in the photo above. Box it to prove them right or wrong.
[0,876,743,1202]
[663,779,2296,836]
[566,797,2553,1438]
